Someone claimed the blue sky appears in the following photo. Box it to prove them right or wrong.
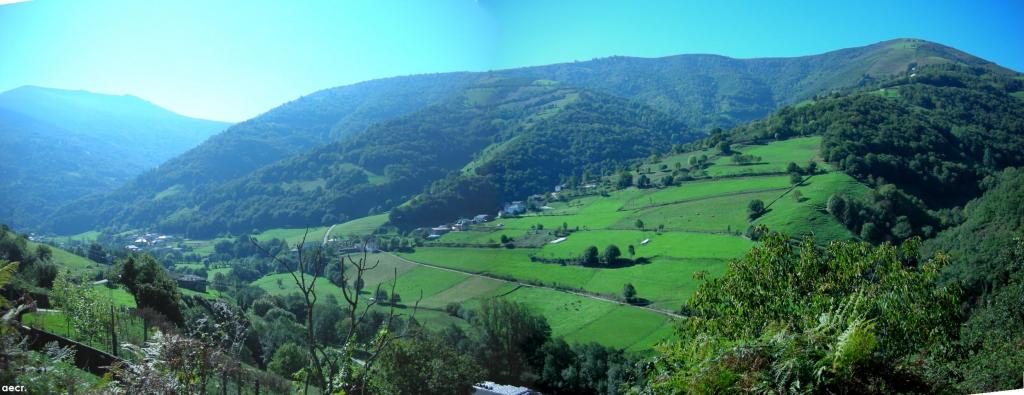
[1,0,1021,122]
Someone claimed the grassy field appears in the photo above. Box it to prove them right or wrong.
[754,171,870,241]
[253,213,390,245]
[48,230,101,244]
[536,230,750,261]
[618,189,781,233]
[25,240,104,275]
[620,175,791,210]
[247,250,675,351]
[394,136,872,350]
[706,136,827,177]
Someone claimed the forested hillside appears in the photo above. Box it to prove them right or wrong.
[45,38,1004,235]
[58,80,691,236]
[0,87,228,230]
[712,64,1024,242]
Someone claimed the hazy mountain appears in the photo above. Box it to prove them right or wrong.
[46,38,1014,235]
[0,86,229,229]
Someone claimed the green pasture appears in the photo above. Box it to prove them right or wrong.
[253,213,389,245]
[755,172,870,241]
[705,136,825,177]
[617,189,782,233]
[537,230,751,261]
[621,175,791,210]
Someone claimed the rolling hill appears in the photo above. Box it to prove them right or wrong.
[46,38,1014,236]
[0,87,229,230]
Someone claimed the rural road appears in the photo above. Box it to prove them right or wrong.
[385,252,685,319]
[322,224,337,246]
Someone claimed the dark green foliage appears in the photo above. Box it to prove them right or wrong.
[582,246,599,266]
[371,332,484,395]
[716,141,732,155]
[120,254,184,324]
[644,229,959,393]
[747,199,765,220]
[267,342,306,378]
[636,174,651,189]
[827,185,938,243]
[602,245,621,265]
[471,299,551,385]
[0,226,59,292]
[623,283,637,303]
[953,240,1024,392]
[732,64,1024,211]
[925,168,1024,296]
[616,171,633,189]
[537,339,632,395]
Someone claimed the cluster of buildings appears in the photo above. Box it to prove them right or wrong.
[426,214,492,239]
[125,233,175,252]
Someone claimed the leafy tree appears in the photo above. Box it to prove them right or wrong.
[716,141,732,155]
[120,254,183,324]
[645,228,959,393]
[747,199,765,220]
[637,174,651,189]
[371,332,483,395]
[616,171,634,189]
[87,243,106,264]
[374,288,389,303]
[628,245,636,257]
[602,245,621,265]
[786,162,801,174]
[789,172,803,185]
[51,270,110,345]
[582,246,599,266]
[268,342,306,379]
[34,245,52,262]
[826,194,847,217]
[634,219,644,230]
[471,299,551,385]
[623,283,637,303]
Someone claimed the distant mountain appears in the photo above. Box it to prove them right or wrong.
[0,86,229,229]
[46,38,1016,235]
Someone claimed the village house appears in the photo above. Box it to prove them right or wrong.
[473,381,537,395]
[473,214,491,223]
[454,218,472,231]
[503,201,526,216]
[171,273,207,293]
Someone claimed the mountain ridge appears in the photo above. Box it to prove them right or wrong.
[43,38,1017,235]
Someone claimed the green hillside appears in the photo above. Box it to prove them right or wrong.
[0,86,229,230]
[45,38,1005,236]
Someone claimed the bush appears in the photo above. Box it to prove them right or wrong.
[268,342,307,379]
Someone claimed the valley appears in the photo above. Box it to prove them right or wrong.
[2,31,1023,394]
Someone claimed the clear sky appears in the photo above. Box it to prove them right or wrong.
[1,0,1021,122]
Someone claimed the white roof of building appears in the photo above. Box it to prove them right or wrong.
[472,381,535,395]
